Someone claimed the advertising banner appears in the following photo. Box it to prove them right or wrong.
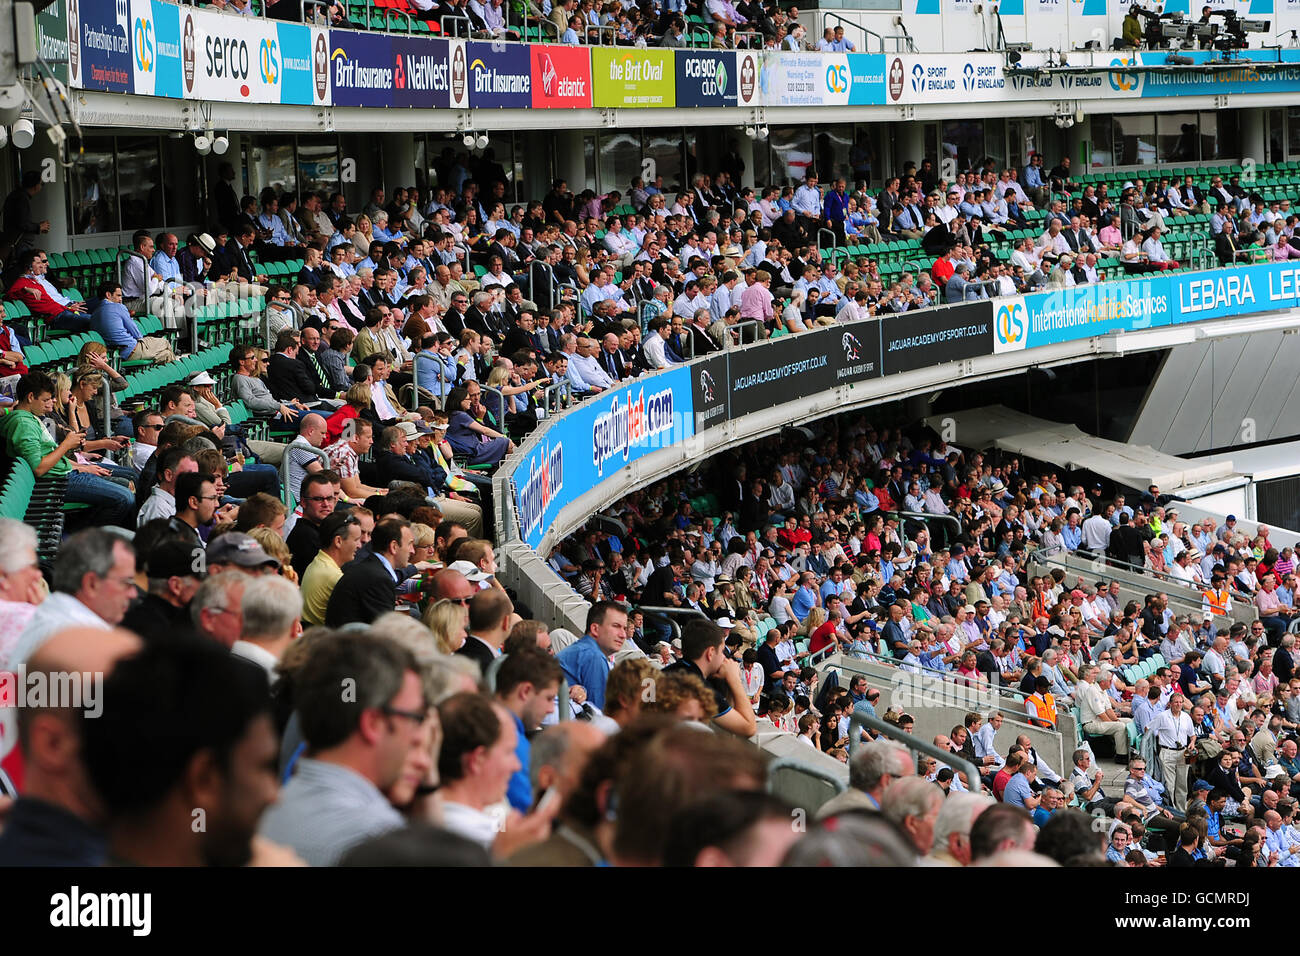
[179,6,328,105]
[69,0,132,93]
[592,48,673,107]
[392,35,453,109]
[278,21,330,106]
[530,44,592,108]
[736,48,760,106]
[760,51,845,107]
[831,319,884,386]
[129,0,181,99]
[728,326,836,418]
[675,50,736,107]
[38,0,71,84]
[467,40,531,108]
[328,29,392,107]
[690,353,731,433]
[996,277,1171,352]
[881,300,992,374]
[1168,260,1300,322]
[515,366,694,549]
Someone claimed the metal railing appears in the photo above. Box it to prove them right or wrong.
[538,378,572,417]
[850,710,981,790]
[385,8,414,32]
[817,228,838,259]
[441,12,472,37]
[1033,547,1254,607]
[730,318,764,347]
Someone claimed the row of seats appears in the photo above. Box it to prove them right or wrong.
[1120,652,1168,687]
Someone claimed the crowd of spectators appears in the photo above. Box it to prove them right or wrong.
[0,131,1285,869]
[247,0,846,53]
[548,411,1300,864]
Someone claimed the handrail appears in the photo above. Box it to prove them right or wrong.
[385,7,414,32]
[819,11,878,53]
[816,228,837,258]
[1034,547,1253,606]
[765,754,847,797]
[731,318,763,347]
[441,12,471,37]
[849,710,982,793]
[832,649,1033,704]
[302,0,330,23]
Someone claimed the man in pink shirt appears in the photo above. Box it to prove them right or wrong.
[739,271,774,327]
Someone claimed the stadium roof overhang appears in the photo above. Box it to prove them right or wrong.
[922,405,1237,493]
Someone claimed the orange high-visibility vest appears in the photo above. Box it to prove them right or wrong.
[1027,692,1057,727]
[1203,588,1229,616]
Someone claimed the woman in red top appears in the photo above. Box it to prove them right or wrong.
[324,382,373,444]
[807,609,840,656]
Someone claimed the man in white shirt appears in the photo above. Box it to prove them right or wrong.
[1078,664,1132,762]
[1148,692,1195,812]
[9,529,137,668]
[569,337,614,390]
[1081,508,1112,554]
[137,448,197,526]
[641,317,677,369]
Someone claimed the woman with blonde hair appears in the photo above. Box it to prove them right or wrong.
[800,606,827,639]
[325,381,374,444]
[352,213,374,259]
[50,368,134,481]
[423,597,469,655]
[77,342,129,392]
[247,527,298,584]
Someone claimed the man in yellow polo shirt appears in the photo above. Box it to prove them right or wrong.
[300,511,363,627]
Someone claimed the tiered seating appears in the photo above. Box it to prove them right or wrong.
[0,458,70,563]
[816,161,1300,293]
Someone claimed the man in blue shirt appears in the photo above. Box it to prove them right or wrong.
[556,601,628,710]
[494,646,563,813]
[1032,786,1061,827]
[89,281,176,363]
[1002,758,1040,811]
[790,572,820,622]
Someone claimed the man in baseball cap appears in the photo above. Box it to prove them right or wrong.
[121,538,204,640]
[206,532,281,576]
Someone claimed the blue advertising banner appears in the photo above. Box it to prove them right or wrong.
[392,35,452,108]
[515,367,695,549]
[1135,49,1300,97]
[675,50,736,107]
[467,40,531,108]
[278,22,330,106]
[328,29,392,107]
[70,0,133,93]
[846,52,885,105]
[1169,260,1300,322]
[994,277,1172,353]
[129,0,181,98]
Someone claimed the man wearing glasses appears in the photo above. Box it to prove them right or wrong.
[287,472,340,580]
[169,471,221,547]
[8,527,137,666]
[258,632,427,866]
[130,408,166,472]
